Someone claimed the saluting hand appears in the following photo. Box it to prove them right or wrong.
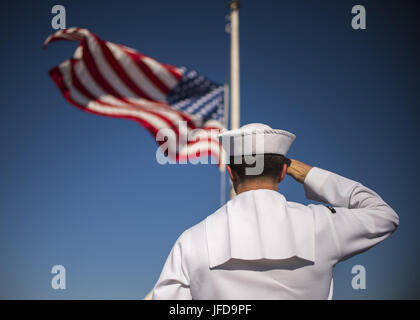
[286,159,313,184]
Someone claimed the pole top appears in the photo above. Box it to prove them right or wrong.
[229,0,240,11]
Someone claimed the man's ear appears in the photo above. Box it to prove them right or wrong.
[227,165,238,184]
[277,163,288,183]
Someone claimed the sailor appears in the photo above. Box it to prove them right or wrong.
[152,123,399,299]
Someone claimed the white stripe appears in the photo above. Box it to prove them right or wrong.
[171,98,193,110]
[66,27,78,33]
[53,29,65,37]
[116,45,180,89]
[185,86,224,114]
[44,29,65,46]
[196,95,223,117]
[202,119,225,129]
[188,128,220,141]
[73,60,129,107]
[179,140,221,157]
[54,28,83,42]
[85,35,140,99]
[141,56,179,90]
[73,46,83,59]
[106,42,167,102]
[43,34,54,46]
[73,28,90,37]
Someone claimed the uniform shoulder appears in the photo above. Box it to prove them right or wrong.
[177,206,226,243]
[182,220,204,237]
[286,199,316,213]
[286,199,334,215]
[176,214,211,244]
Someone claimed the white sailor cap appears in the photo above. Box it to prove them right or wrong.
[218,123,296,157]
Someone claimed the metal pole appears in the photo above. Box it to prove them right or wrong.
[230,0,240,132]
[220,83,229,206]
[229,0,240,199]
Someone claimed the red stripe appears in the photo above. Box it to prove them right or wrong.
[181,138,222,162]
[177,150,220,163]
[69,59,104,102]
[81,37,132,100]
[186,137,220,146]
[117,44,172,95]
[201,126,223,131]
[162,63,183,80]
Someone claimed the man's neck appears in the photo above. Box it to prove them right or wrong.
[235,181,278,195]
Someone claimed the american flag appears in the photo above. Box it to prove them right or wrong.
[44,28,226,164]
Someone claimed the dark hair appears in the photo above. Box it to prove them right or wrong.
[228,154,288,182]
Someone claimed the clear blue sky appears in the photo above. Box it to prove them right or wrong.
[1,0,419,299]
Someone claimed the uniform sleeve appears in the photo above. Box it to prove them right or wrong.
[152,233,192,300]
[304,167,399,262]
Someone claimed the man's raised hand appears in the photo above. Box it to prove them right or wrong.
[286,159,313,184]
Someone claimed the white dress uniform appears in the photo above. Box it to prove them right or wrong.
[152,124,399,300]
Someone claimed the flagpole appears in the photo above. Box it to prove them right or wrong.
[229,0,240,199]
[220,83,230,206]
[230,0,240,131]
